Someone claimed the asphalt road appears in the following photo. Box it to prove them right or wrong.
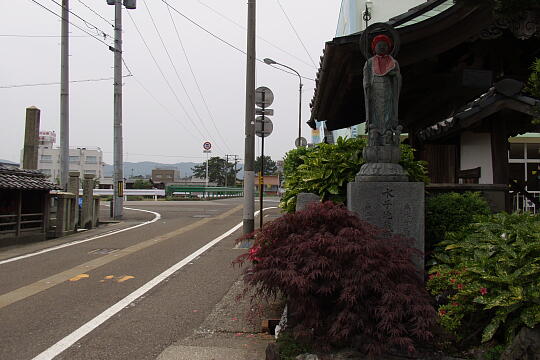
[0,198,281,360]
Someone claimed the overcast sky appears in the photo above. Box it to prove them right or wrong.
[0,0,341,165]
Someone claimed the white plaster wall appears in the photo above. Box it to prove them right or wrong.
[460,131,493,184]
[336,0,425,37]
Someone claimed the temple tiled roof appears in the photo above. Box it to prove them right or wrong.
[0,165,60,190]
[417,80,540,141]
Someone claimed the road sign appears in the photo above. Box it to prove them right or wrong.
[255,108,274,116]
[255,116,273,138]
[295,136,307,148]
[203,150,211,153]
[203,141,212,151]
[255,86,274,108]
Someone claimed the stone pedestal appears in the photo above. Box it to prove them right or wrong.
[22,106,40,170]
[82,174,95,229]
[67,171,80,229]
[55,192,75,238]
[347,181,425,272]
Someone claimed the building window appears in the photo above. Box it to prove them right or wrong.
[69,156,80,163]
[509,142,540,191]
[40,155,53,163]
[85,156,97,164]
[527,143,540,160]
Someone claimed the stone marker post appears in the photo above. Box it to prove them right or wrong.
[348,23,425,275]
[22,106,40,170]
[67,171,80,230]
[81,174,95,229]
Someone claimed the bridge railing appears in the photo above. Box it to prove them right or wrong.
[166,186,244,199]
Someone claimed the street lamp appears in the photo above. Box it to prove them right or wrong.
[263,58,305,147]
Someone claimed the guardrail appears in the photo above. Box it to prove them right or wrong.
[166,186,244,199]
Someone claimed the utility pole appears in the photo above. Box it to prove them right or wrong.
[243,0,256,235]
[224,155,229,187]
[107,0,135,218]
[113,0,124,219]
[233,155,240,187]
[60,0,69,190]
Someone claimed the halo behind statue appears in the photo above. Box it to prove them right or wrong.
[360,22,401,59]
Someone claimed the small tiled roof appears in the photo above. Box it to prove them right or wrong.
[0,165,60,190]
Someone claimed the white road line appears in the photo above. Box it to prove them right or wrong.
[0,207,161,266]
[32,207,277,360]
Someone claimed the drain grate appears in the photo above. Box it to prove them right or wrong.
[88,248,119,255]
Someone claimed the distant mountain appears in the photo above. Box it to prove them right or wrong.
[103,162,198,178]
[0,159,18,165]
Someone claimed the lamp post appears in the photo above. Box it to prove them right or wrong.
[263,58,304,147]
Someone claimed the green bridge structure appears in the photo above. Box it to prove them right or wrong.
[165,185,244,199]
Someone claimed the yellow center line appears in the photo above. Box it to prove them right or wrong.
[0,204,242,309]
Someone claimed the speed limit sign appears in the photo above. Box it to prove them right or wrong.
[203,142,212,151]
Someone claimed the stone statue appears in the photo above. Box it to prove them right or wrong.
[357,26,408,182]
[363,34,401,143]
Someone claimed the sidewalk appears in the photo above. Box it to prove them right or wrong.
[157,278,278,360]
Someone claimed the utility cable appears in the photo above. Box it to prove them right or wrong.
[126,11,205,144]
[162,0,315,82]
[0,75,132,89]
[275,0,318,69]
[166,3,233,154]
[130,77,201,145]
[142,0,225,154]
[196,0,316,69]
[77,0,115,28]
[49,0,113,39]
[28,0,113,48]
[0,34,90,38]
[102,151,203,159]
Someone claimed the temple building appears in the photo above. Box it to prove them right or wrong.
[309,0,540,211]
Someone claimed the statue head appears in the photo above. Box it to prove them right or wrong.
[371,35,392,56]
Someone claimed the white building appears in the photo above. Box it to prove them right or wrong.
[21,131,105,183]
[336,0,426,38]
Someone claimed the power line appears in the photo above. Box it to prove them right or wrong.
[161,0,247,55]
[142,0,227,154]
[49,0,113,40]
[28,0,113,48]
[166,3,233,154]
[102,151,203,159]
[0,34,90,38]
[162,0,315,82]
[126,11,204,143]
[0,75,132,89]
[275,0,317,69]
[76,0,115,28]
[196,0,316,70]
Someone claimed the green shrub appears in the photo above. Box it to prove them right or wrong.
[525,58,540,124]
[282,146,310,180]
[276,332,312,360]
[279,137,429,213]
[425,192,491,251]
[427,212,540,347]
[235,202,436,356]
